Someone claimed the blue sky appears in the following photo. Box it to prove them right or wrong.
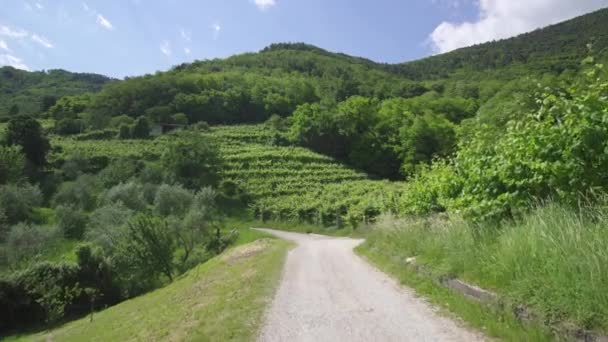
[0,0,607,78]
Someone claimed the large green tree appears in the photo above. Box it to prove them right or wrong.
[6,116,50,168]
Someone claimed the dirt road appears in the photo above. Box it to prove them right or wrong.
[255,228,485,342]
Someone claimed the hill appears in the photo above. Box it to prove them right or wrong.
[50,124,403,226]
[7,238,290,342]
[389,8,608,79]
[0,67,111,120]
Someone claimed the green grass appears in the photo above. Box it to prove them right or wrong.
[8,236,291,342]
[356,241,552,341]
[358,203,608,338]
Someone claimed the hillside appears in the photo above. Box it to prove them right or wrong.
[50,124,403,226]
[0,67,111,120]
[7,238,290,341]
[389,8,608,79]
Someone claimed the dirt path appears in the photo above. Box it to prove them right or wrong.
[255,228,485,342]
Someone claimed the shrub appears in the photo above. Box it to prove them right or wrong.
[55,118,85,135]
[161,132,221,189]
[118,124,131,140]
[86,203,133,253]
[116,215,175,282]
[153,184,194,216]
[99,158,141,187]
[102,182,146,211]
[0,209,8,242]
[131,116,150,139]
[5,223,58,266]
[0,145,25,184]
[55,205,88,239]
[0,183,43,224]
[142,183,159,205]
[140,164,164,184]
[60,154,89,181]
[53,174,98,211]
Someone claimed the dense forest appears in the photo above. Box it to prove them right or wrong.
[2,7,608,338]
[0,67,111,120]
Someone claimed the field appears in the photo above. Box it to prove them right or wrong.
[8,237,290,342]
[51,124,405,227]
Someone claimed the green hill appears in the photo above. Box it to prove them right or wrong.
[0,67,111,120]
[7,238,290,342]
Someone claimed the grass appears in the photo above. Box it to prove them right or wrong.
[8,235,291,342]
[358,203,608,338]
[356,244,552,341]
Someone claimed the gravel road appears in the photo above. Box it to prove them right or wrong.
[255,228,485,342]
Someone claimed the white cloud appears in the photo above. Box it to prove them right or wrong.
[252,0,276,11]
[96,14,114,30]
[0,54,30,70]
[184,47,191,54]
[160,40,171,56]
[30,34,53,48]
[180,28,191,42]
[212,23,221,40]
[35,2,43,10]
[82,2,91,12]
[0,40,9,51]
[430,0,608,53]
[0,25,28,39]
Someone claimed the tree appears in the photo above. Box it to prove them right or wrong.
[161,132,221,189]
[40,95,57,113]
[8,104,19,116]
[0,146,25,184]
[120,215,175,281]
[6,116,50,168]
[131,116,150,139]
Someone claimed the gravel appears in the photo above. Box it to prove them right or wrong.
[255,229,486,342]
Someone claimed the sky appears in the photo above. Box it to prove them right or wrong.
[0,0,607,78]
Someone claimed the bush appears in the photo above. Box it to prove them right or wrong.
[0,183,43,224]
[55,118,85,135]
[140,164,164,184]
[153,184,194,216]
[61,154,89,181]
[142,183,159,205]
[53,174,98,211]
[86,203,133,253]
[131,116,150,139]
[0,145,25,184]
[118,124,131,140]
[55,205,88,239]
[161,132,221,189]
[115,215,175,283]
[0,209,8,242]
[102,182,146,211]
[5,223,58,266]
[99,158,141,187]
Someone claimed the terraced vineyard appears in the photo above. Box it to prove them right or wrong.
[205,125,403,226]
[50,124,403,226]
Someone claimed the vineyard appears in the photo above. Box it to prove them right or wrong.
[50,124,404,227]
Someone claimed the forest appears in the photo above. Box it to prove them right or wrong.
[2,6,608,339]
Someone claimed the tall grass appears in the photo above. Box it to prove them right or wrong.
[363,203,608,331]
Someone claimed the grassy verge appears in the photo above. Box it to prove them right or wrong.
[356,242,552,341]
[357,203,608,340]
[8,236,291,342]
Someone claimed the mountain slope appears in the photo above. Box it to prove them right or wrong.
[0,67,112,120]
[389,8,608,79]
